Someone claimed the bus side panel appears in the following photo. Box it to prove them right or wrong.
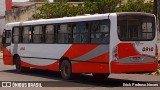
[111,42,158,73]
[72,62,109,73]
[16,44,72,70]
[3,47,13,65]
[21,60,60,70]
[17,44,109,73]
[111,60,158,73]
[110,13,158,73]
[62,44,109,73]
[72,52,109,73]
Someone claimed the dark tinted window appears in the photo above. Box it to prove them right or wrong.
[118,15,155,41]
[33,26,44,43]
[5,30,11,43]
[44,25,56,43]
[13,27,20,43]
[22,26,32,43]
[91,21,110,44]
[73,23,89,43]
[57,24,72,43]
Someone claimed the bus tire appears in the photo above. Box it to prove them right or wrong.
[60,60,72,80]
[15,57,30,72]
[92,73,110,80]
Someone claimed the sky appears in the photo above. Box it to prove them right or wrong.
[12,0,54,2]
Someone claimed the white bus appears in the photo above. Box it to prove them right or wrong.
[2,12,158,80]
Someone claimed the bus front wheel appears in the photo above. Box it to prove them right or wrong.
[60,60,72,80]
[15,57,30,72]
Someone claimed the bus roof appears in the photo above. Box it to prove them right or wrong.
[5,12,155,30]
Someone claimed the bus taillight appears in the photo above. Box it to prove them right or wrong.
[113,46,118,61]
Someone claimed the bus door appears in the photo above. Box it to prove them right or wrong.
[2,30,13,65]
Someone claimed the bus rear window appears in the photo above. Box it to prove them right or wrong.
[118,15,155,41]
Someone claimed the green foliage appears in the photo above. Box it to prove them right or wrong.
[33,0,153,19]
[115,0,153,12]
[30,0,49,2]
[96,0,120,13]
[33,2,85,19]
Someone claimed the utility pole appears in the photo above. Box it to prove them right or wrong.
[154,0,157,16]
[155,0,160,42]
[157,0,160,31]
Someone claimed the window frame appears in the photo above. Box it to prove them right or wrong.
[32,25,44,44]
[11,19,110,44]
[12,26,20,43]
[44,24,57,44]
[72,22,90,44]
[90,20,110,44]
[117,15,155,41]
[21,26,32,43]
[4,30,11,44]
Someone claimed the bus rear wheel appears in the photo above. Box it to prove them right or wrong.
[60,60,72,80]
[92,73,110,80]
[15,57,30,72]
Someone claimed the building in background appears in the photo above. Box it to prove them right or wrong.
[0,0,6,35]
[0,0,12,35]
[0,0,12,50]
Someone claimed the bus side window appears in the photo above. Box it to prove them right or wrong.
[91,20,109,44]
[100,21,109,43]
[45,25,55,43]
[5,30,11,44]
[22,26,31,43]
[12,27,19,43]
[57,24,72,43]
[33,26,43,43]
[73,23,89,43]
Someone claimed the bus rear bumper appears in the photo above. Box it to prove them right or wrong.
[111,61,158,73]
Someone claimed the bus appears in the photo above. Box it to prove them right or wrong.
[2,12,158,80]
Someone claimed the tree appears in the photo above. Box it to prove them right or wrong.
[32,0,153,19]
[33,0,120,19]
[95,0,120,13]
[55,0,96,2]
[114,0,153,13]
[29,0,49,2]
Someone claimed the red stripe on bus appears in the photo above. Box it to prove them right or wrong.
[3,48,13,65]
[118,43,140,59]
[111,61,158,73]
[71,52,109,73]
[21,60,60,71]
[63,44,98,60]
[72,62,109,73]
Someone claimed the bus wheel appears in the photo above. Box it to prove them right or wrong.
[92,73,110,80]
[15,57,30,72]
[60,60,72,80]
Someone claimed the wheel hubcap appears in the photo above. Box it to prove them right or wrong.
[64,65,69,76]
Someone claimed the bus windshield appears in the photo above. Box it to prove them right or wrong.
[117,14,155,41]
